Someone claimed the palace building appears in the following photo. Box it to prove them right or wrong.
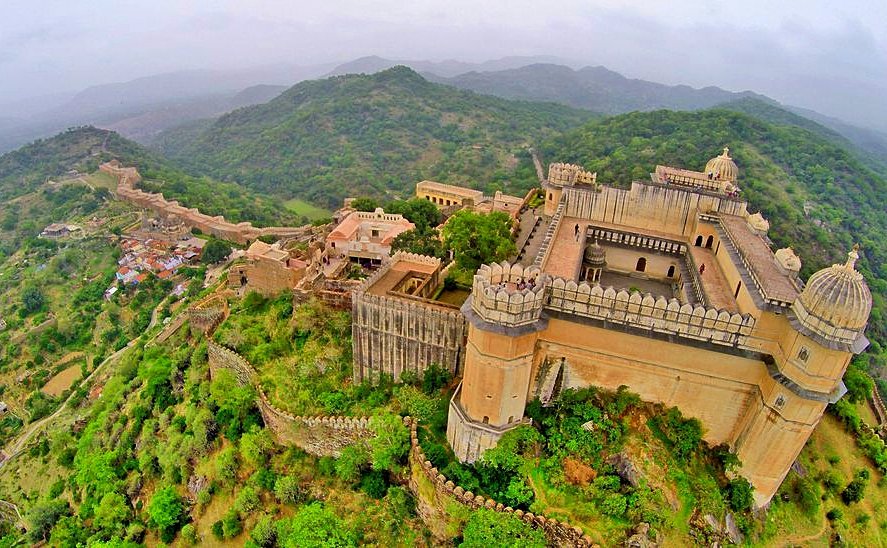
[356,148,873,505]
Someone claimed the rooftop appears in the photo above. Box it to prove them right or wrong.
[718,214,799,305]
[416,180,484,199]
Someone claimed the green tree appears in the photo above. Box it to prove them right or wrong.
[22,285,47,315]
[460,508,546,547]
[28,499,71,542]
[350,197,380,212]
[93,492,130,538]
[385,198,442,230]
[275,503,356,547]
[441,210,515,271]
[274,475,303,505]
[250,514,276,547]
[201,238,233,264]
[390,227,445,258]
[843,362,873,403]
[234,486,261,515]
[725,477,755,512]
[368,412,409,471]
[240,426,275,468]
[147,486,186,540]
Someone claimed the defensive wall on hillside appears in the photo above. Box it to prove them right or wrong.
[202,335,596,545]
[102,161,322,245]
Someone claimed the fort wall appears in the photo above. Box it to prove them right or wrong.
[102,162,322,245]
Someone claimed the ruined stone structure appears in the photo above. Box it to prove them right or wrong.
[444,150,872,506]
[352,253,466,382]
[228,240,308,296]
[326,208,414,265]
[103,161,321,245]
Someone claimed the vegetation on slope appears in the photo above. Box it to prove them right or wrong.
[0,126,298,228]
[539,109,887,373]
[154,66,595,208]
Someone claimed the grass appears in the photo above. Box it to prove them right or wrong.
[283,198,330,221]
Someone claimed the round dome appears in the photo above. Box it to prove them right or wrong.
[584,239,607,266]
[705,147,739,182]
[791,246,872,348]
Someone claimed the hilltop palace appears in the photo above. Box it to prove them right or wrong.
[351,148,873,505]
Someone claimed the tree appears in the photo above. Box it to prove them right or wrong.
[725,477,754,512]
[441,210,516,271]
[390,227,444,258]
[460,508,546,547]
[22,285,46,315]
[147,486,186,540]
[250,514,276,547]
[93,492,130,538]
[385,198,441,230]
[274,475,303,505]
[843,362,873,403]
[275,503,356,547]
[28,499,71,542]
[368,412,409,471]
[240,426,275,468]
[201,238,233,264]
[350,197,380,212]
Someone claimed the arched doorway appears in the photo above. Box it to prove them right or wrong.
[636,257,647,272]
[705,235,714,249]
[667,265,675,278]
[695,235,703,247]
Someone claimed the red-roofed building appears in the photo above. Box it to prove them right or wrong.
[326,208,414,265]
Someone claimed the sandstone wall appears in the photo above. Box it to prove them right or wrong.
[408,418,595,547]
[206,341,373,456]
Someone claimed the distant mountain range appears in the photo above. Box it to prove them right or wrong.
[0,65,331,152]
[3,54,887,172]
[153,66,594,208]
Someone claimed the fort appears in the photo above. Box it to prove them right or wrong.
[354,148,873,506]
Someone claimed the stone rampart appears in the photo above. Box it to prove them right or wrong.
[408,419,595,547]
[206,340,373,456]
[546,278,756,348]
[103,162,323,245]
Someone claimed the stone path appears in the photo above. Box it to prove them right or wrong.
[542,217,587,279]
[688,247,739,312]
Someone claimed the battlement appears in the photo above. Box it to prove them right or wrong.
[468,261,756,347]
[471,262,548,327]
[546,278,756,348]
[547,162,598,187]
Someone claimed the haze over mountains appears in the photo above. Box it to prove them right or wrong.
[3,54,887,170]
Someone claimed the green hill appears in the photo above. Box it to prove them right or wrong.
[153,66,596,208]
[539,109,887,369]
[0,126,297,228]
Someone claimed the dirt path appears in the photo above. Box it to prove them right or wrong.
[529,147,545,183]
[0,301,164,467]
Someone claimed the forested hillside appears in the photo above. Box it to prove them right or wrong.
[0,127,297,227]
[153,66,596,208]
[539,109,887,370]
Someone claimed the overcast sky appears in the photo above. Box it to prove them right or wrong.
[3,0,887,130]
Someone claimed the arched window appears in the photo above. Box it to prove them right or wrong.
[695,235,703,247]
[705,235,714,249]
[548,192,553,201]
[667,265,675,278]
[798,347,810,363]
[482,416,489,424]
[636,257,646,272]
[508,416,514,423]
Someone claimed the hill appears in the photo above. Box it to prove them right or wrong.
[428,64,887,169]
[428,63,764,115]
[0,65,330,153]
[539,109,887,367]
[325,54,569,78]
[0,126,298,228]
[153,66,596,208]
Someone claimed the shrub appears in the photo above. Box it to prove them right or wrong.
[360,470,388,499]
[826,508,843,521]
[234,486,260,515]
[725,477,755,512]
[841,469,869,504]
[460,508,546,547]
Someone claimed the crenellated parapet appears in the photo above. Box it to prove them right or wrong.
[408,418,595,546]
[547,162,598,188]
[470,262,548,328]
[546,279,756,347]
